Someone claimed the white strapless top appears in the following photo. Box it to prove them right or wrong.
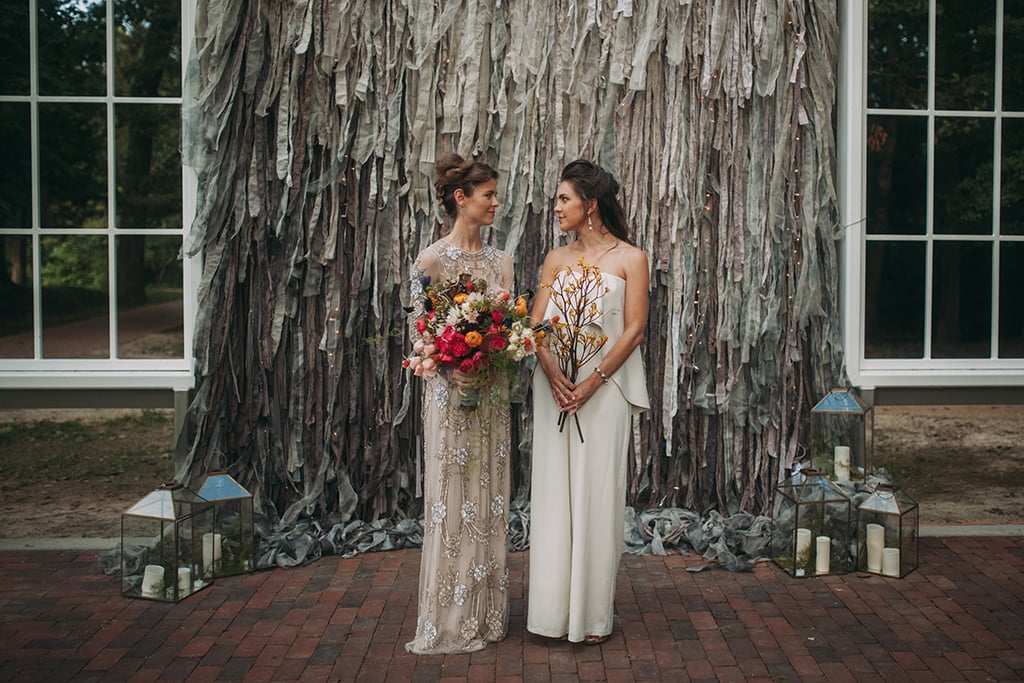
[542,271,650,412]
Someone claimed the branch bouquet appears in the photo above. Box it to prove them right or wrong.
[404,273,541,408]
[541,259,609,442]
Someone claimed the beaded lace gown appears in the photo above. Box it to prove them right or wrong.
[405,240,516,654]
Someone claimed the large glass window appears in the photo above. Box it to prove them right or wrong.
[861,0,1024,367]
[0,0,189,369]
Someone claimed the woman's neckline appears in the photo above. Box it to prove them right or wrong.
[439,238,488,255]
[556,268,626,283]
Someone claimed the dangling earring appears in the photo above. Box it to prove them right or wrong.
[587,213,593,231]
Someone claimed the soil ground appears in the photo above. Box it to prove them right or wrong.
[0,404,1021,538]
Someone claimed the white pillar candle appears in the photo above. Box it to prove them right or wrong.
[177,567,191,594]
[815,536,831,575]
[795,527,813,572]
[882,547,901,577]
[866,523,885,573]
[833,445,851,481]
[141,564,165,596]
[203,532,222,571]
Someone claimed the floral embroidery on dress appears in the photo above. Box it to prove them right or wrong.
[423,620,438,647]
[486,609,505,635]
[453,583,468,606]
[469,561,488,582]
[460,501,478,523]
[459,616,481,642]
[490,495,504,517]
[433,382,450,409]
[431,501,446,526]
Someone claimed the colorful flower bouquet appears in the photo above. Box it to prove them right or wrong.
[542,259,609,441]
[404,273,541,407]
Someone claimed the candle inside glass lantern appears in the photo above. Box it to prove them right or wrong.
[833,445,851,481]
[203,532,222,572]
[795,528,812,573]
[142,565,165,597]
[866,523,884,573]
[815,536,831,575]
[882,547,901,577]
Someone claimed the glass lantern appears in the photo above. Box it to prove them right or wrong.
[121,483,214,602]
[771,469,852,577]
[198,469,256,577]
[856,483,919,578]
[811,387,873,484]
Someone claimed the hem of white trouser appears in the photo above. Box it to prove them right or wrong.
[526,626,568,639]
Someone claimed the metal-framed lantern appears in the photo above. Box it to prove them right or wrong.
[811,387,873,484]
[198,469,256,577]
[120,483,214,602]
[856,483,919,578]
[771,469,852,577]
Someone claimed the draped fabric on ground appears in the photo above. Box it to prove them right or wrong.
[176,1,845,533]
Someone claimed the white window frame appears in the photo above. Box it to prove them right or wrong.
[838,0,1024,389]
[0,0,198,392]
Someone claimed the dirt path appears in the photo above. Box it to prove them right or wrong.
[0,404,1021,538]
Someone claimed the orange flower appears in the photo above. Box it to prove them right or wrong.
[464,331,484,348]
[454,293,468,304]
[515,297,528,317]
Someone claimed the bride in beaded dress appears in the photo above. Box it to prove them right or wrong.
[405,153,515,654]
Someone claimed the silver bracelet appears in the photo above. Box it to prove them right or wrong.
[594,366,609,383]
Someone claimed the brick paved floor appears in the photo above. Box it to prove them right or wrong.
[1,537,1022,682]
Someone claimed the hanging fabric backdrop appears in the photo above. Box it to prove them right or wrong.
[176,0,846,532]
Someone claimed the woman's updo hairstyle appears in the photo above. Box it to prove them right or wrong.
[559,159,632,244]
[434,152,499,219]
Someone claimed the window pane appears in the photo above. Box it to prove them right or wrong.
[38,0,107,97]
[114,0,181,97]
[867,115,927,235]
[40,235,109,358]
[39,103,107,228]
[1004,1,1024,111]
[0,103,32,229]
[0,236,34,359]
[932,241,992,358]
[935,0,996,111]
[867,0,929,109]
[116,235,183,359]
[1002,119,1024,235]
[1000,242,1024,357]
[0,0,31,95]
[934,117,993,235]
[865,241,926,358]
[116,104,182,228]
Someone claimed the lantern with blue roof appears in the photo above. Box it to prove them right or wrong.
[856,483,919,578]
[771,468,852,577]
[198,469,255,576]
[811,387,873,484]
